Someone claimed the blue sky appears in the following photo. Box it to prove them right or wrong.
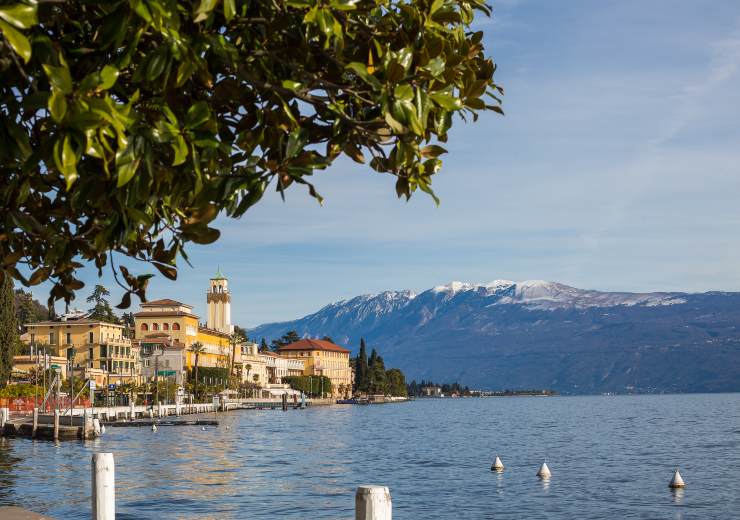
[30,0,740,327]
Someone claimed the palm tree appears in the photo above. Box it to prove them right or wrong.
[245,363,252,382]
[228,331,245,387]
[190,341,205,401]
[252,373,260,397]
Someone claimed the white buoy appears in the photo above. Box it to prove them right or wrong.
[225,425,229,430]
[100,425,106,435]
[151,424,157,432]
[491,456,505,471]
[537,462,551,479]
[201,426,207,431]
[669,468,685,488]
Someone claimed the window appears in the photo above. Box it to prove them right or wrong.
[30,333,35,344]
[89,331,94,344]
[163,323,169,331]
[172,323,180,331]
[152,323,159,331]
[66,332,71,345]
[141,323,149,331]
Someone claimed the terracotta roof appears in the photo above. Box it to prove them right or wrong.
[277,339,350,353]
[197,325,231,339]
[133,311,199,318]
[141,299,192,308]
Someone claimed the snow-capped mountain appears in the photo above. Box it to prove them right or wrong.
[249,281,740,394]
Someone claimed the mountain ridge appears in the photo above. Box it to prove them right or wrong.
[249,280,740,394]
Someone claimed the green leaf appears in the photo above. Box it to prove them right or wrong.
[145,47,168,81]
[48,89,67,122]
[99,65,119,90]
[0,3,37,29]
[194,0,219,23]
[420,145,447,158]
[116,145,140,187]
[429,91,462,111]
[0,19,31,63]
[329,0,359,10]
[285,128,306,159]
[172,134,188,166]
[42,64,73,95]
[345,62,381,91]
[223,0,236,21]
[184,101,210,128]
[53,135,78,190]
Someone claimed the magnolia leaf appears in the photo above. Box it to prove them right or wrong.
[0,19,31,63]
[0,3,37,29]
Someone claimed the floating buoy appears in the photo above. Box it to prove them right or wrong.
[201,426,207,431]
[100,425,106,435]
[669,468,685,488]
[151,424,157,432]
[537,462,551,479]
[225,426,230,430]
[491,456,505,471]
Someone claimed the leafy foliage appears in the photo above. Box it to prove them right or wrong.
[283,374,332,397]
[0,274,18,387]
[14,287,50,326]
[271,330,301,351]
[353,340,406,395]
[86,284,120,323]
[0,0,502,309]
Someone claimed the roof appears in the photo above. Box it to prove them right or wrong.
[277,339,351,354]
[133,311,199,318]
[211,267,226,280]
[141,299,192,308]
[197,325,231,339]
[25,319,125,328]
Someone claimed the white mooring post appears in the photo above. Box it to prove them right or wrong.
[356,485,392,520]
[53,409,60,441]
[92,452,115,520]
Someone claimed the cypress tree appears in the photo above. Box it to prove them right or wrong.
[0,273,19,387]
[356,338,368,392]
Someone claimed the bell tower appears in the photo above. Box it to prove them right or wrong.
[207,268,233,334]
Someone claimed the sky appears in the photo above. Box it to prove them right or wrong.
[27,0,740,328]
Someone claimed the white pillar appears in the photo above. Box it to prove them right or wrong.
[356,486,392,520]
[93,418,101,436]
[53,409,60,441]
[92,452,115,520]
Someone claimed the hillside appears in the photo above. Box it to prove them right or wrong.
[249,281,740,394]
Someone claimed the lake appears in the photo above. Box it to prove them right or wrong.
[1,394,739,519]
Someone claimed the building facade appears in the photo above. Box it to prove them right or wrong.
[206,270,233,334]
[277,339,352,397]
[25,318,139,382]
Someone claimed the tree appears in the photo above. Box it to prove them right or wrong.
[321,336,334,343]
[0,274,19,387]
[86,284,119,323]
[385,368,407,397]
[259,338,269,353]
[13,288,49,327]
[233,325,249,342]
[271,330,301,351]
[355,338,368,393]
[228,329,246,386]
[190,341,205,400]
[0,1,502,309]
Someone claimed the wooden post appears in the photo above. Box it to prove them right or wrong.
[0,406,7,432]
[31,408,39,439]
[53,409,60,441]
[356,486,392,520]
[92,452,115,520]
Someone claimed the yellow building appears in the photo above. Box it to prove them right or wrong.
[24,318,138,381]
[133,299,231,371]
[277,339,352,397]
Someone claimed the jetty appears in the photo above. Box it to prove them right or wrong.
[0,396,335,441]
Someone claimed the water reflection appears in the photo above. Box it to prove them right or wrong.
[0,395,737,519]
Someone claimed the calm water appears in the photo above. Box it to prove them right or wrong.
[1,394,739,519]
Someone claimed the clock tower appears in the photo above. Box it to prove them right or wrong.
[207,268,233,334]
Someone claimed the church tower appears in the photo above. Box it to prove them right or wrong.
[207,268,233,334]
